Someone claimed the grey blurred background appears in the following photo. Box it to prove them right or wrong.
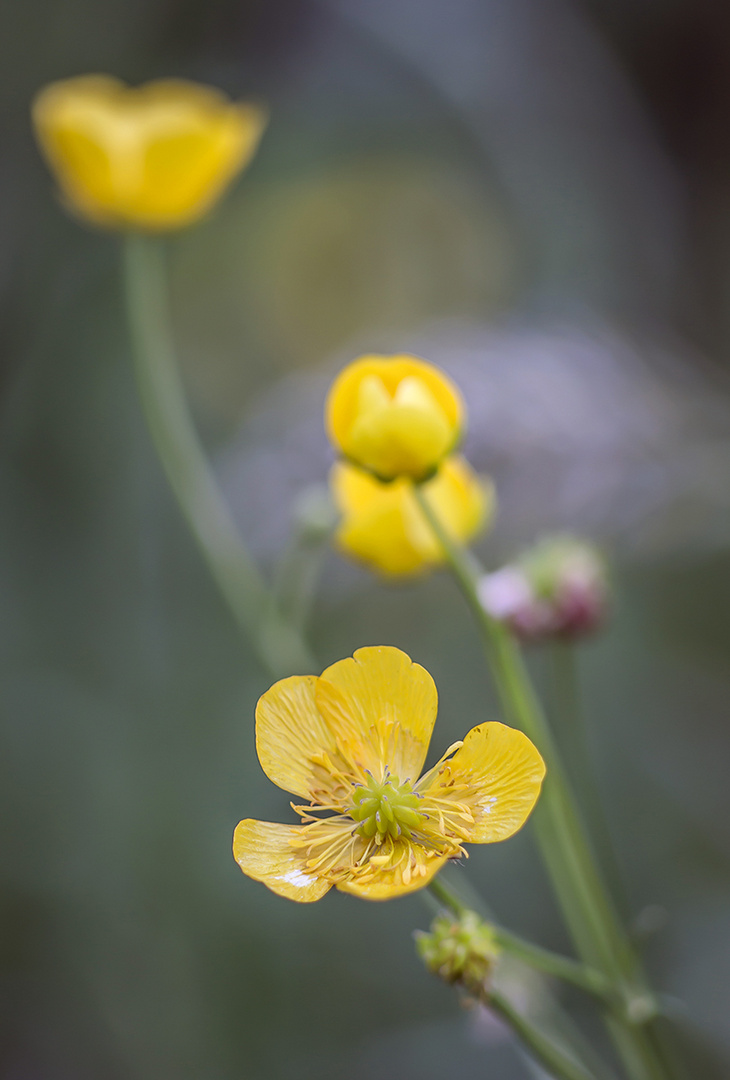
[2,1,730,1077]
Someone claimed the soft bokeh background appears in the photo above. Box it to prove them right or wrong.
[3,1,730,1077]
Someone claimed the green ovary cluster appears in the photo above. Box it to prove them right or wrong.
[350,771,425,840]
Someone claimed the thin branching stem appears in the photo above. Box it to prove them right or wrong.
[413,484,668,1080]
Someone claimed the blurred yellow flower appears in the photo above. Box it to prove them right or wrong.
[32,75,268,231]
[332,455,492,577]
[326,354,464,480]
[233,646,545,901]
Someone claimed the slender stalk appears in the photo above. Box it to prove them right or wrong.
[492,925,612,1001]
[427,879,613,1002]
[122,233,316,678]
[427,873,469,918]
[268,489,335,634]
[549,642,630,919]
[488,991,606,1080]
[424,887,611,1080]
[413,486,666,1080]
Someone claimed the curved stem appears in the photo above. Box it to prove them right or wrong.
[412,486,667,1080]
[549,642,631,920]
[122,233,316,678]
[427,874,469,918]
[424,886,611,1080]
[428,879,613,1002]
[487,990,607,1080]
[492,925,613,1001]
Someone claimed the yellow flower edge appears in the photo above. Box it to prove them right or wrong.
[325,355,465,481]
[233,646,545,902]
[32,74,268,231]
[331,455,494,577]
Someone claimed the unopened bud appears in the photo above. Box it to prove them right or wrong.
[291,484,338,541]
[416,911,500,997]
[478,536,608,643]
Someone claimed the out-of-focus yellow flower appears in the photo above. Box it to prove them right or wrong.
[233,646,545,902]
[326,354,464,481]
[331,455,492,577]
[32,75,267,231]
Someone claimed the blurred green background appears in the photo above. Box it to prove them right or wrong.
[2,1,730,1077]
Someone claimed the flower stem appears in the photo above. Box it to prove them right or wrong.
[487,990,609,1080]
[412,486,668,1080]
[493,925,613,1000]
[122,233,316,678]
[549,642,630,919]
[427,879,613,1002]
[424,886,612,1080]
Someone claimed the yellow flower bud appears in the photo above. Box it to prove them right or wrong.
[325,355,464,480]
[31,75,268,231]
[331,455,492,577]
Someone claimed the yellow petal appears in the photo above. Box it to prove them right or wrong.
[255,675,340,800]
[32,75,267,231]
[133,94,267,228]
[422,457,494,555]
[337,852,449,900]
[325,355,463,480]
[315,646,437,781]
[420,722,545,843]
[32,76,126,226]
[331,465,431,576]
[330,457,492,578]
[347,398,453,480]
[233,819,330,902]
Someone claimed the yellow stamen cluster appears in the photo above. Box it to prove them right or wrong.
[287,736,473,893]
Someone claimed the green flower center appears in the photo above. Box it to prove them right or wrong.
[350,770,425,841]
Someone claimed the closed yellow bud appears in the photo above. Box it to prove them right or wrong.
[32,75,268,231]
[326,355,464,481]
[331,455,492,577]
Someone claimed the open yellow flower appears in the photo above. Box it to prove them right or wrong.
[233,646,545,901]
[332,455,493,577]
[32,75,267,230]
[326,355,464,481]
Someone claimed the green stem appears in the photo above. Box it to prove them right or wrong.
[427,879,612,1002]
[549,642,630,920]
[488,990,607,1080]
[427,873,469,917]
[493,926,612,1000]
[122,233,316,679]
[424,879,618,1080]
[412,486,666,1080]
[268,489,335,634]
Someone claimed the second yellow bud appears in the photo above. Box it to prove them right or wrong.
[325,354,464,481]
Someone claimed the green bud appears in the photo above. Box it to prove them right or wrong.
[291,484,339,541]
[416,911,500,997]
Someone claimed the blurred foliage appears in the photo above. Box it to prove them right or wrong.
[2,1,730,1079]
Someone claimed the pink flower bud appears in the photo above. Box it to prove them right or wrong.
[478,537,608,643]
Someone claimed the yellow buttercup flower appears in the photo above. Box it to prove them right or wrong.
[326,355,464,481]
[233,646,545,901]
[331,455,493,577]
[32,75,267,231]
